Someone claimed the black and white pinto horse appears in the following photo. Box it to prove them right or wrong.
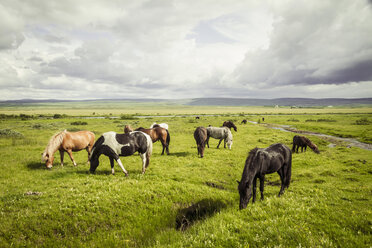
[89,131,152,176]
[206,126,233,149]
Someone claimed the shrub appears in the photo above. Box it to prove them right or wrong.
[70,121,88,125]
[317,119,336,122]
[354,117,371,125]
[120,114,137,120]
[287,118,299,122]
[0,129,24,138]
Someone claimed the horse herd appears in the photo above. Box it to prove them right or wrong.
[41,121,319,209]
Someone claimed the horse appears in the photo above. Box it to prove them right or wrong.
[194,127,208,158]
[292,135,320,154]
[150,122,169,130]
[42,130,95,168]
[206,126,233,149]
[241,119,247,124]
[89,131,152,176]
[222,121,237,132]
[124,125,133,133]
[135,127,170,155]
[237,143,292,209]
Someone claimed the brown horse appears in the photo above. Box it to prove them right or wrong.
[42,130,95,168]
[292,135,320,154]
[194,127,207,158]
[223,121,237,132]
[135,127,170,155]
[124,125,133,133]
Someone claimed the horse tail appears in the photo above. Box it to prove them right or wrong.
[144,134,153,168]
[285,149,292,188]
[166,129,170,146]
[90,135,104,161]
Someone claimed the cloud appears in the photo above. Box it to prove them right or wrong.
[0,0,371,100]
[231,0,372,87]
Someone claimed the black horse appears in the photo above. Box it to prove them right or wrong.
[237,143,292,209]
[241,119,247,124]
[89,131,153,176]
[292,135,319,154]
[194,127,208,158]
[223,121,237,132]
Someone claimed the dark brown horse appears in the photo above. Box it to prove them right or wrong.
[292,135,319,154]
[135,127,170,155]
[194,127,207,158]
[241,119,247,124]
[223,121,237,132]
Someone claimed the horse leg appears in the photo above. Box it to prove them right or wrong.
[277,168,286,196]
[59,150,64,167]
[206,137,210,148]
[296,145,299,153]
[140,153,147,174]
[66,149,77,166]
[109,157,115,175]
[304,145,307,152]
[252,177,257,203]
[217,139,223,148]
[116,157,128,176]
[259,176,265,201]
[86,147,91,164]
[223,138,226,148]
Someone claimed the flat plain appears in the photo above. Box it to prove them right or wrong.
[0,103,371,247]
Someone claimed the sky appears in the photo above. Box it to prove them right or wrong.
[0,0,372,100]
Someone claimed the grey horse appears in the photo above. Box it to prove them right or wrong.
[206,126,233,149]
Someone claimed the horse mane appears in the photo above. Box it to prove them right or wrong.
[240,148,259,184]
[43,130,66,157]
[303,136,319,152]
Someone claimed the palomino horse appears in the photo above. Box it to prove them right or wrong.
[206,126,233,149]
[135,127,170,155]
[89,131,152,176]
[42,130,95,168]
[223,121,237,132]
[194,127,208,158]
[292,135,320,153]
[150,122,168,130]
[237,143,292,209]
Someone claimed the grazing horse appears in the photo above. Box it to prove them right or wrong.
[223,121,237,132]
[42,130,95,168]
[206,126,233,149]
[135,127,170,155]
[89,131,152,176]
[194,127,208,158]
[237,143,292,209]
[150,122,169,130]
[241,119,247,124]
[292,135,320,154]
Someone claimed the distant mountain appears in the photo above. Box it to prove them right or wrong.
[187,98,372,106]
[0,98,371,106]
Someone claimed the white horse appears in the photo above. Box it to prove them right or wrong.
[150,122,168,130]
[206,126,233,149]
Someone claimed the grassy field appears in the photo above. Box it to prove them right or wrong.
[0,108,371,247]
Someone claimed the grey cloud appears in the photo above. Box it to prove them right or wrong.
[232,0,372,87]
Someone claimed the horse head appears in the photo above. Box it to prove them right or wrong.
[124,125,133,134]
[237,179,252,210]
[42,152,54,169]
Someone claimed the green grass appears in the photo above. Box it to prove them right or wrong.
[0,112,371,247]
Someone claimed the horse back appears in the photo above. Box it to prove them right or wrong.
[263,144,291,173]
[63,131,95,151]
